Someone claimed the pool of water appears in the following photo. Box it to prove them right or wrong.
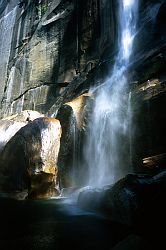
[0,197,130,250]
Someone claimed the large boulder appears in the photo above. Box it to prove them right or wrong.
[57,93,92,188]
[0,117,61,199]
[0,119,25,153]
[0,110,44,153]
[77,171,166,248]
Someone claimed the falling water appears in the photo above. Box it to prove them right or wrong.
[84,0,138,186]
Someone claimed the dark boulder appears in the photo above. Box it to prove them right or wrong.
[77,171,166,248]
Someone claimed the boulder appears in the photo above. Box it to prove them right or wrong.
[0,110,44,152]
[77,171,166,247]
[111,234,150,250]
[57,93,92,188]
[64,93,91,129]
[28,171,59,199]
[0,119,25,153]
[0,117,61,199]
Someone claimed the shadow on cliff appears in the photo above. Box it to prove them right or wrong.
[43,0,117,112]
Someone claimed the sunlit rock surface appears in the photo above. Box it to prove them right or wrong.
[0,0,165,195]
[57,94,92,188]
[28,171,59,199]
[0,1,165,177]
[65,93,91,129]
[0,119,25,153]
[0,0,104,117]
[2,110,44,122]
[0,117,61,199]
[0,0,165,117]
[0,110,44,153]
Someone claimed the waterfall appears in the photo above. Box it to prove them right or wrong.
[84,0,138,186]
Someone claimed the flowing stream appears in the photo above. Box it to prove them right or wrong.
[84,0,139,186]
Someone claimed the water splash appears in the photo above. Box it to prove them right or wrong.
[84,0,138,186]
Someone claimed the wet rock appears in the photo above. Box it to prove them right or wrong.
[57,94,92,188]
[77,171,166,247]
[28,171,59,199]
[59,186,81,199]
[131,90,166,172]
[65,93,91,129]
[111,234,150,250]
[0,190,28,200]
[0,117,61,199]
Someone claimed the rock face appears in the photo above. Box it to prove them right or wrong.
[0,0,115,117]
[0,117,61,198]
[2,110,44,122]
[0,0,165,117]
[0,0,166,197]
[57,93,92,188]
[131,89,166,171]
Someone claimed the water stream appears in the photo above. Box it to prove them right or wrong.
[84,0,139,186]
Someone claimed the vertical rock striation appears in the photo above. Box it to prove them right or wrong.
[0,0,117,118]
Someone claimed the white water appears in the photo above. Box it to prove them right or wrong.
[84,0,138,186]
